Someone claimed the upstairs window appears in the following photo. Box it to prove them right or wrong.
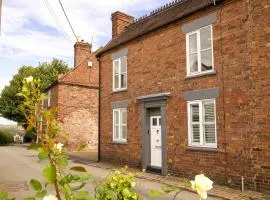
[113,56,127,91]
[188,99,217,148]
[186,25,214,76]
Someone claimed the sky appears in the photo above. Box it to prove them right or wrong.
[0,0,167,125]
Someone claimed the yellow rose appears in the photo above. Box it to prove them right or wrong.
[24,76,33,83]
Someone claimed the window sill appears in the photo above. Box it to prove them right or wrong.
[187,146,218,152]
[112,89,127,93]
[112,141,127,145]
[185,71,216,80]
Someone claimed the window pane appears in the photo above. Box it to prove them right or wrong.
[201,49,213,71]
[114,60,120,74]
[204,124,216,143]
[191,104,199,122]
[114,75,119,89]
[114,125,119,139]
[114,111,119,124]
[189,33,197,54]
[200,27,212,50]
[152,118,157,126]
[122,125,127,140]
[121,110,127,124]
[189,54,198,73]
[120,73,127,88]
[204,103,215,122]
[120,56,127,73]
[192,124,200,143]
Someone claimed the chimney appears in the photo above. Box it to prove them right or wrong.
[74,40,92,67]
[111,11,134,39]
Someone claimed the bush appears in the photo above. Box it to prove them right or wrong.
[24,129,36,143]
[0,131,14,145]
[95,167,140,200]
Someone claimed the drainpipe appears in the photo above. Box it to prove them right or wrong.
[97,56,101,162]
[241,176,245,191]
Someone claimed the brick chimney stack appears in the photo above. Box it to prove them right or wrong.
[111,11,134,39]
[74,40,92,67]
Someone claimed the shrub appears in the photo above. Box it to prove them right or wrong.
[23,129,36,143]
[0,131,14,145]
[95,167,140,200]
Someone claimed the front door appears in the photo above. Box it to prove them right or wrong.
[150,116,162,168]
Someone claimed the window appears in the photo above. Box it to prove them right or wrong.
[113,108,127,142]
[48,90,51,107]
[186,25,214,76]
[113,56,127,91]
[188,99,217,148]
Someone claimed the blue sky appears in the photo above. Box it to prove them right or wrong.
[0,0,167,124]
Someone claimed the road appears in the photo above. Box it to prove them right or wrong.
[0,146,222,200]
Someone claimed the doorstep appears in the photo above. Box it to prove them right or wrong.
[72,159,267,200]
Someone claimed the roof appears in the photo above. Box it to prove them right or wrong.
[97,0,222,56]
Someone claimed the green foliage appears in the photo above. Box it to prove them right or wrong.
[0,189,15,200]
[30,179,42,191]
[43,165,56,184]
[23,129,36,143]
[0,131,14,145]
[95,168,140,200]
[0,59,69,123]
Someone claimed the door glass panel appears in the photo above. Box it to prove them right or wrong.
[152,118,157,126]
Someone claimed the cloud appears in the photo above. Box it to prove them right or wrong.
[0,0,166,62]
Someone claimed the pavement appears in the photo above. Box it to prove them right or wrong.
[0,146,222,200]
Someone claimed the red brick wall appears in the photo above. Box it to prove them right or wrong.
[57,84,99,151]
[111,11,134,39]
[99,0,270,191]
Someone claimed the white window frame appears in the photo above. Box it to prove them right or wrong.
[112,56,127,92]
[187,99,217,148]
[112,108,127,142]
[47,90,51,107]
[186,25,214,77]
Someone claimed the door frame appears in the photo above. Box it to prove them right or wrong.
[137,92,170,175]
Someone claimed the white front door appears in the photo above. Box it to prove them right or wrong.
[150,116,162,168]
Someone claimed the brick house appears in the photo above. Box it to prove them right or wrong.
[44,41,99,158]
[96,0,270,192]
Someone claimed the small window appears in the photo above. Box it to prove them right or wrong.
[113,108,127,142]
[188,99,217,148]
[186,25,214,76]
[113,56,127,91]
[47,90,51,107]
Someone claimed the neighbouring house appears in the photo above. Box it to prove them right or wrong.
[96,0,270,192]
[44,41,100,160]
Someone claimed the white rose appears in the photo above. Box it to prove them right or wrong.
[191,174,213,199]
[25,76,33,83]
[43,194,58,200]
[54,143,64,153]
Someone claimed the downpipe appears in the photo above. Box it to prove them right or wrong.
[241,176,245,191]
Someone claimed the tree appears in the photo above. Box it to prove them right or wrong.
[0,59,70,123]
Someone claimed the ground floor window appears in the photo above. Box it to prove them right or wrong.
[113,108,127,142]
[187,99,217,148]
